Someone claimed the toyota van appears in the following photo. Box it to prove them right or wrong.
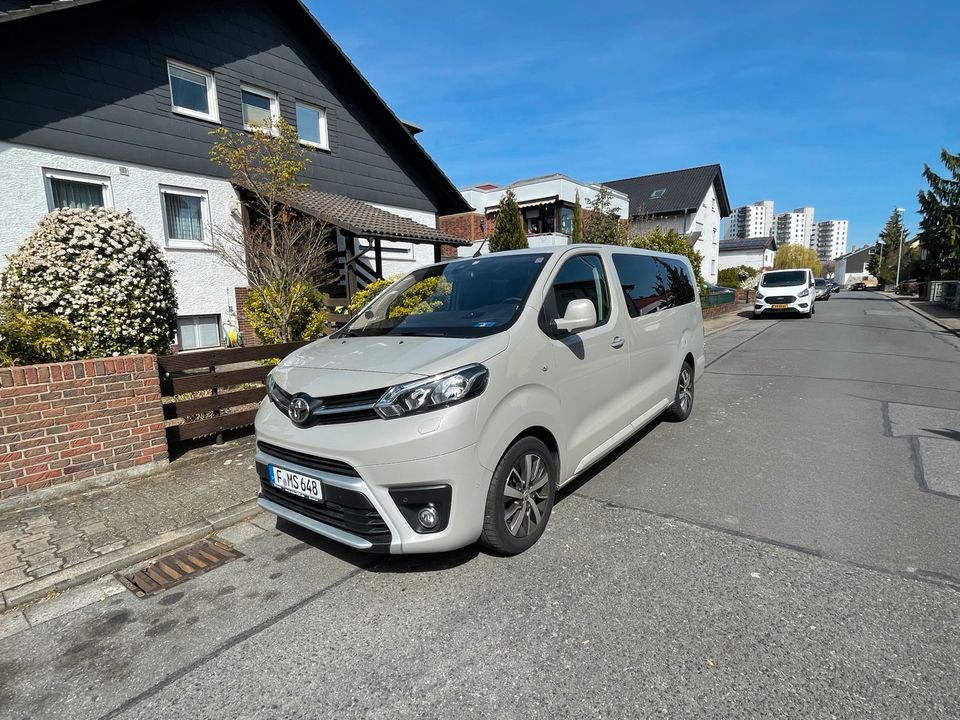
[255,245,705,555]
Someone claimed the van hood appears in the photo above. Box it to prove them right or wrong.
[277,333,510,378]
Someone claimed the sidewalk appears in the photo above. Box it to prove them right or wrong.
[0,436,260,610]
[703,308,751,337]
[882,292,960,335]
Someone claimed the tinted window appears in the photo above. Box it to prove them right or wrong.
[550,254,610,325]
[613,253,696,317]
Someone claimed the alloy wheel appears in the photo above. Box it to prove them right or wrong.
[678,367,693,415]
[502,452,550,538]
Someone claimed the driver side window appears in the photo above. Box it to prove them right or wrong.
[548,254,611,326]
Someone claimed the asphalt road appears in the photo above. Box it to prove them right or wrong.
[3,291,959,719]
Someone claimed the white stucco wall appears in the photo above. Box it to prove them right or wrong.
[719,248,773,272]
[0,142,247,331]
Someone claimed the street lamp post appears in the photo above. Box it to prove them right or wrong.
[894,207,906,289]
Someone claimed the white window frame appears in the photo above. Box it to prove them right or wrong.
[295,101,329,150]
[176,314,222,351]
[159,185,212,250]
[241,84,279,133]
[42,168,113,211]
[167,60,219,123]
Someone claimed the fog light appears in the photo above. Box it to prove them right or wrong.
[417,506,439,529]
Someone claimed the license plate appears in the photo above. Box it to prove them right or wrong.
[772,303,789,309]
[270,466,323,502]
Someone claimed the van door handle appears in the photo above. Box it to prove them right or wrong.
[610,336,625,349]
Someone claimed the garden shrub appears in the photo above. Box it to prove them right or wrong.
[245,281,327,344]
[345,275,452,319]
[629,228,707,296]
[1,208,177,357]
[0,303,91,367]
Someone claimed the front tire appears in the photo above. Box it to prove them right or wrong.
[664,361,694,422]
[480,437,556,555]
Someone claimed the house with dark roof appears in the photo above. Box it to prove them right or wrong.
[718,236,778,272]
[605,164,731,283]
[0,0,470,349]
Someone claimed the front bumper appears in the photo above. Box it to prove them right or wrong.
[753,295,811,316]
[254,400,489,554]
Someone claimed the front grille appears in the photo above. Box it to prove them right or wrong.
[268,384,385,426]
[260,480,391,548]
[257,442,359,477]
[764,295,796,304]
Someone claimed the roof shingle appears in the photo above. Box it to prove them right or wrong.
[605,164,731,218]
[719,236,777,252]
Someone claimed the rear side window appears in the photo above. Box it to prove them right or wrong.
[612,253,696,317]
[549,254,611,326]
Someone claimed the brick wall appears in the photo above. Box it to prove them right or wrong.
[701,290,755,320]
[0,355,168,499]
[234,287,261,347]
[439,212,486,243]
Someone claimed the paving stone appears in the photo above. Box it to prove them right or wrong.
[0,567,31,592]
[14,538,52,556]
[91,540,126,555]
[27,561,64,579]
[59,546,97,566]
[0,554,23,574]
[22,549,59,569]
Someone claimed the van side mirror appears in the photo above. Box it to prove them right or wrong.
[553,298,597,334]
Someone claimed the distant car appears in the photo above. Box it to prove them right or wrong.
[814,277,831,301]
[851,282,867,291]
[706,283,737,294]
[895,279,919,295]
[830,282,841,293]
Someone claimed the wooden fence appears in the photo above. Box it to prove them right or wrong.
[158,341,309,446]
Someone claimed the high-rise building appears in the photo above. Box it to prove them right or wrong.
[815,220,849,261]
[725,200,774,240]
[794,207,816,249]
[773,211,807,245]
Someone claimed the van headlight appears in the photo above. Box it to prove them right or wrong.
[799,288,810,298]
[755,292,765,300]
[375,364,488,419]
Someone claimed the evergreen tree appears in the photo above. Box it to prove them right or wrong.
[868,209,909,284]
[583,186,623,244]
[571,192,584,243]
[917,149,960,279]
[488,190,528,252]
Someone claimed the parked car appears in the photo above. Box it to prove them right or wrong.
[895,279,919,295]
[255,245,705,555]
[814,277,831,301]
[851,282,867,291]
[753,268,816,318]
[706,282,737,294]
[830,282,841,293]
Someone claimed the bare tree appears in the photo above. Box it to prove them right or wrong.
[209,118,334,342]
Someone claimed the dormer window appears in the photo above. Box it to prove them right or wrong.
[650,188,666,199]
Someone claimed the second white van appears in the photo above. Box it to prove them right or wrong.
[255,244,705,555]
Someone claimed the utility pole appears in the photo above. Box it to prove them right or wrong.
[894,207,906,289]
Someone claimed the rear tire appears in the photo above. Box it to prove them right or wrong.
[664,361,694,422]
[480,437,556,555]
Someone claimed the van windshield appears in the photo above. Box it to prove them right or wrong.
[761,270,807,287]
[335,253,549,338]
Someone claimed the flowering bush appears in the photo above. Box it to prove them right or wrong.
[245,281,327,344]
[0,208,177,357]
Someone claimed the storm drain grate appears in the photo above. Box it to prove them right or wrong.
[117,539,243,598]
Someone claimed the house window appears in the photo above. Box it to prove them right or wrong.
[560,206,574,235]
[43,169,112,210]
[160,186,209,248]
[167,60,218,122]
[176,315,221,350]
[650,188,666,199]
[241,86,279,131]
[296,102,329,149]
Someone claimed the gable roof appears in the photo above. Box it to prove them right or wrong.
[720,236,777,252]
[0,0,471,215]
[237,183,468,245]
[605,164,731,219]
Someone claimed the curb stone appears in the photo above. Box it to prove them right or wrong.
[889,296,960,337]
[0,500,260,610]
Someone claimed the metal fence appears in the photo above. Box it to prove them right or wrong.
[701,290,736,308]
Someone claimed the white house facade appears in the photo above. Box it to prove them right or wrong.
[718,236,778,272]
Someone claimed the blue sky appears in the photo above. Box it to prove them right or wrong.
[308,1,960,251]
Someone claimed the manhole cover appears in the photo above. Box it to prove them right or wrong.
[117,539,243,598]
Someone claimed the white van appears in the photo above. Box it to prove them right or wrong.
[255,245,705,555]
[753,268,816,318]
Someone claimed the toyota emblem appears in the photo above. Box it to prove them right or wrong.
[287,396,311,425]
